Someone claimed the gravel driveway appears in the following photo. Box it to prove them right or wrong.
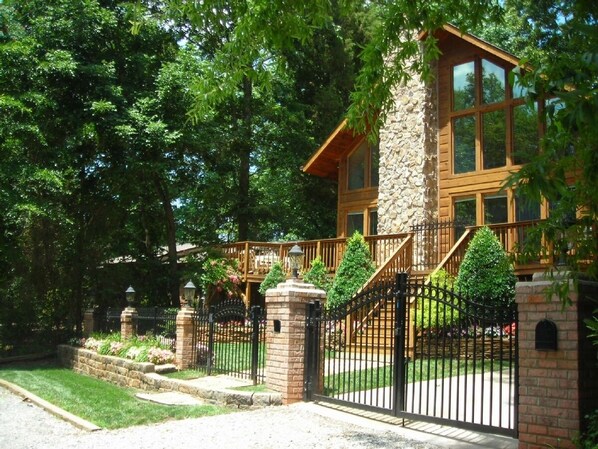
[0,387,516,449]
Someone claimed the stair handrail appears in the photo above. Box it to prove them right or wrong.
[348,234,414,343]
[428,227,473,280]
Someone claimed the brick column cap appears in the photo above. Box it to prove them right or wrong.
[265,278,326,300]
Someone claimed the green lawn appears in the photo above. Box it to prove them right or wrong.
[323,358,511,396]
[0,361,234,429]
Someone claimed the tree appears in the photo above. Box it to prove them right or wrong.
[165,0,597,295]
[303,256,332,292]
[0,0,199,348]
[258,262,286,296]
[456,227,516,318]
[327,232,376,310]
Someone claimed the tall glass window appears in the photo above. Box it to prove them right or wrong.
[482,59,505,104]
[347,212,364,236]
[513,103,539,165]
[348,144,365,190]
[454,115,476,173]
[484,194,508,224]
[453,61,476,110]
[454,197,476,238]
[482,109,506,169]
[369,209,378,236]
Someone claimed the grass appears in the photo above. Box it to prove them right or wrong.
[323,358,511,396]
[0,361,234,429]
[161,369,206,380]
[230,384,272,393]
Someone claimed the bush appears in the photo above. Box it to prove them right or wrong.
[303,256,332,292]
[327,232,376,310]
[456,226,516,317]
[577,409,598,449]
[201,257,243,305]
[259,261,286,295]
[82,333,174,365]
[416,269,459,333]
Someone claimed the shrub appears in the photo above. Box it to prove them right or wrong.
[416,269,459,333]
[303,256,332,292]
[456,226,516,319]
[259,261,286,295]
[327,232,376,310]
[201,257,243,305]
[577,409,598,449]
[82,333,174,365]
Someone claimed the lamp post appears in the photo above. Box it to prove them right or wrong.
[125,286,135,308]
[183,280,196,308]
[288,244,304,279]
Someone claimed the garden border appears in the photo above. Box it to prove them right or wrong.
[57,345,281,408]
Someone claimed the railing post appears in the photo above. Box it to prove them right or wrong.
[393,272,408,415]
[250,305,261,385]
[207,305,215,375]
[243,241,250,282]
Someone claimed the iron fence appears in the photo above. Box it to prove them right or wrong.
[305,273,518,437]
[410,220,468,272]
[98,307,177,340]
[191,299,266,384]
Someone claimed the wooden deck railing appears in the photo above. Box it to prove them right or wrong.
[219,233,411,283]
[430,220,551,279]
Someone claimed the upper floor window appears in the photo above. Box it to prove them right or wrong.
[451,57,540,175]
[347,140,379,191]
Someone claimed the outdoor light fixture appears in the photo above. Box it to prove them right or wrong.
[183,280,196,307]
[288,244,304,279]
[125,286,135,307]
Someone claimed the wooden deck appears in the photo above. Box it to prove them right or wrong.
[220,221,558,305]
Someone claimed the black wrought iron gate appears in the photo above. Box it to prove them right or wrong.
[304,273,518,437]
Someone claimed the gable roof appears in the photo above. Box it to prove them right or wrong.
[302,119,363,180]
[303,24,521,180]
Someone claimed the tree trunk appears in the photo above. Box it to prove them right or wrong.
[154,176,180,307]
[237,74,253,241]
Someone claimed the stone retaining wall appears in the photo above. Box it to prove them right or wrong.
[57,345,281,408]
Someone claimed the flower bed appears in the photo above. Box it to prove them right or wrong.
[73,333,175,365]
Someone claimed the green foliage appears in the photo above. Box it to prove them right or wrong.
[585,311,598,347]
[327,232,375,310]
[577,409,598,449]
[0,363,231,429]
[200,257,243,304]
[416,269,459,332]
[456,227,516,311]
[259,261,286,295]
[303,256,332,292]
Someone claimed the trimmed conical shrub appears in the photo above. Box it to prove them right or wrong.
[456,226,516,313]
[259,261,286,295]
[327,232,376,310]
[304,256,332,292]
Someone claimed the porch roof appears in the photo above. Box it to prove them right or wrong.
[301,119,363,180]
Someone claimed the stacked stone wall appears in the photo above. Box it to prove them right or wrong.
[378,61,438,237]
[57,345,281,407]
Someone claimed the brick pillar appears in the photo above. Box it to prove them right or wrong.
[265,278,326,405]
[83,308,97,337]
[175,307,195,369]
[120,307,138,340]
[516,272,598,449]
